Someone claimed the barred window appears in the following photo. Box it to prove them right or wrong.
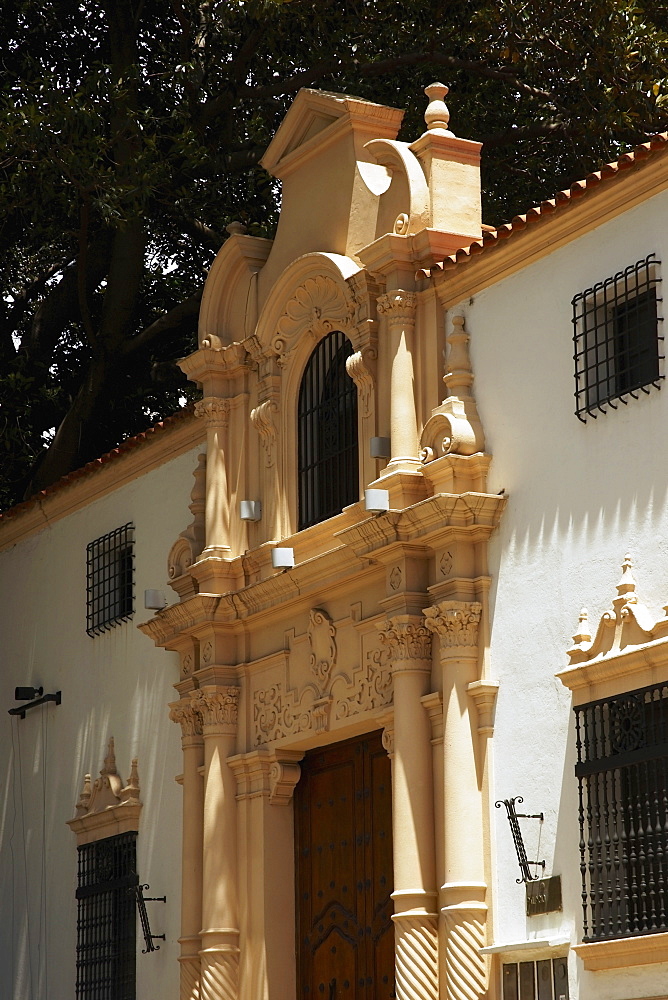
[76,832,137,1000]
[298,330,358,530]
[572,253,663,420]
[86,524,134,636]
[502,957,569,1000]
[574,681,668,941]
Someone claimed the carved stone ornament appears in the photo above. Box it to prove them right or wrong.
[271,276,357,364]
[269,759,302,805]
[308,608,337,691]
[345,350,375,418]
[168,452,206,585]
[190,687,240,731]
[194,396,230,425]
[376,289,417,324]
[169,700,203,738]
[420,315,484,462]
[378,617,432,669]
[250,397,279,467]
[67,738,141,845]
[423,601,482,648]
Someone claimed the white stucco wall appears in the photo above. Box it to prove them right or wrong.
[453,188,668,998]
[0,443,202,1000]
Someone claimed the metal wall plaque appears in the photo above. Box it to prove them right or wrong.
[526,875,562,916]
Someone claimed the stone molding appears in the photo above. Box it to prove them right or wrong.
[228,748,303,804]
[190,687,240,733]
[376,289,417,324]
[423,601,482,649]
[573,929,668,971]
[466,680,499,738]
[67,738,141,846]
[194,397,230,426]
[378,616,432,671]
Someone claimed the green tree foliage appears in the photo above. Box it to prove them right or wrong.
[1,0,667,508]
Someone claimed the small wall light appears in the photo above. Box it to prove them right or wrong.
[364,489,390,514]
[144,590,167,610]
[15,686,43,701]
[370,437,391,459]
[271,547,295,569]
[9,688,61,719]
[240,500,262,522]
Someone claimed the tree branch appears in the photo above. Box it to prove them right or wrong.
[121,287,203,357]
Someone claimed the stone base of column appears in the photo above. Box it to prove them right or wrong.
[178,946,201,1000]
[199,930,240,1000]
[392,893,439,1000]
[440,889,488,1000]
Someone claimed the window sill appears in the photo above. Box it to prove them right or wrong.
[574,931,668,971]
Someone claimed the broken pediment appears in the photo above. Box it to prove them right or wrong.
[67,737,141,845]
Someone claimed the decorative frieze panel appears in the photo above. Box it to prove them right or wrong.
[308,607,337,690]
[331,645,393,721]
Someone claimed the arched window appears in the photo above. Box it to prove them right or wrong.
[298,330,358,529]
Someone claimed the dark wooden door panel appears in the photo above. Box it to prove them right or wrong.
[296,732,393,1000]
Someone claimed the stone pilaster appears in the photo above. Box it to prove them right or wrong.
[376,291,421,476]
[193,398,232,592]
[378,616,439,1000]
[170,700,205,1000]
[190,686,241,1000]
[423,602,488,1000]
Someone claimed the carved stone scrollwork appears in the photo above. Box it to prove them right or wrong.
[423,602,482,649]
[442,908,488,1000]
[345,350,375,418]
[190,687,240,733]
[376,290,417,325]
[169,700,203,739]
[378,617,432,670]
[168,452,206,584]
[271,276,357,364]
[269,759,302,805]
[381,726,395,758]
[308,607,337,691]
[250,397,279,467]
[194,397,230,426]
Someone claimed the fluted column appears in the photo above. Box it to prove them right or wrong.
[376,291,421,474]
[379,616,439,1000]
[169,700,205,1000]
[190,686,241,1000]
[424,602,488,1000]
[194,397,231,559]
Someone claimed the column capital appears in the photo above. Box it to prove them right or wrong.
[169,699,203,740]
[378,615,432,671]
[423,601,482,650]
[194,396,230,427]
[190,686,240,734]
[376,289,417,323]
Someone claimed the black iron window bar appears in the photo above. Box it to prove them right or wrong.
[496,796,545,883]
[572,252,663,421]
[86,522,134,637]
[574,680,668,942]
[131,883,166,953]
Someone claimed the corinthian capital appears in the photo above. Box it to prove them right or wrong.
[190,686,240,732]
[423,601,482,649]
[376,290,417,324]
[194,396,230,427]
[377,616,432,670]
[169,700,203,738]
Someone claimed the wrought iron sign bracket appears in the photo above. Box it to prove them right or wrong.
[495,796,546,883]
[132,883,166,953]
[8,690,62,720]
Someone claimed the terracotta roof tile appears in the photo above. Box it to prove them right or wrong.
[0,404,197,522]
[421,132,668,278]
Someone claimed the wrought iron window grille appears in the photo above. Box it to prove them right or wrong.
[502,956,569,1000]
[495,796,545,883]
[76,832,137,1000]
[572,253,663,421]
[131,884,166,953]
[297,330,358,530]
[575,680,668,942]
[86,523,135,637]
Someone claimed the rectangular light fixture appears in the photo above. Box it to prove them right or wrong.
[364,489,390,513]
[240,500,262,521]
[271,547,295,569]
[370,437,391,459]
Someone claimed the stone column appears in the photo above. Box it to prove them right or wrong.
[376,291,421,474]
[169,700,205,1000]
[194,398,231,559]
[424,602,488,1000]
[379,616,439,1000]
[190,686,241,1000]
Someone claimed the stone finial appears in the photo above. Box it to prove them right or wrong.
[424,82,453,135]
[102,737,117,775]
[75,773,92,816]
[572,608,591,646]
[616,553,637,604]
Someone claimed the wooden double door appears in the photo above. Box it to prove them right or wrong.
[295,731,394,1000]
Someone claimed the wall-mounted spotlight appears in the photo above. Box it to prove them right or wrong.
[9,687,61,720]
[364,489,390,514]
[271,547,295,570]
[370,437,391,459]
[144,590,167,610]
[240,500,262,522]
